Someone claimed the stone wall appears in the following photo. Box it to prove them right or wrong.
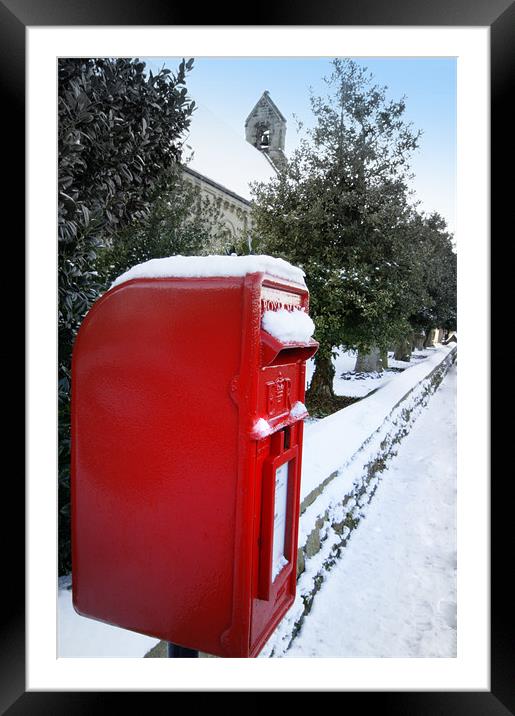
[182,166,252,246]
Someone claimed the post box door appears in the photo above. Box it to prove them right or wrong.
[249,423,303,654]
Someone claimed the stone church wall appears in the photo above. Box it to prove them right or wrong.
[182,166,252,250]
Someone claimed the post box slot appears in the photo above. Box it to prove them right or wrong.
[261,331,318,367]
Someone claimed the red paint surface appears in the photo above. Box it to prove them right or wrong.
[72,272,318,657]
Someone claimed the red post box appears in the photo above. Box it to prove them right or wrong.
[71,255,318,657]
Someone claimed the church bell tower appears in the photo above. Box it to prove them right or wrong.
[245,90,287,172]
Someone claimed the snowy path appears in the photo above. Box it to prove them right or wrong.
[286,364,457,658]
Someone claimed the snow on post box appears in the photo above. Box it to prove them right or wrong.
[71,254,318,657]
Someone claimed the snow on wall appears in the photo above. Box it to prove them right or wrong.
[110,254,306,290]
[261,308,315,344]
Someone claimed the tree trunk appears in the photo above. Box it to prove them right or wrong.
[380,348,388,370]
[394,336,412,362]
[354,346,384,373]
[413,331,425,351]
[306,353,335,400]
[424,328,437,348]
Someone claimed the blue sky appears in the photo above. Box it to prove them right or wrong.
[144,56,456,234]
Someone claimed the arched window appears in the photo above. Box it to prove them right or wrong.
[254,122,271,150]
[259,128,270,149]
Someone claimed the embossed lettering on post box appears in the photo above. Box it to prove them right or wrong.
[266,375,291,418]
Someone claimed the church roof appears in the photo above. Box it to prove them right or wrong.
[182,166,251,206]
[182,102,277,202]
[245,90,287,125]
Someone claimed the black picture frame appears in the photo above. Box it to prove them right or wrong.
[10,0,507,711]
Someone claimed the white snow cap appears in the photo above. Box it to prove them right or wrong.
[110,254,306,289]
[253,418,272,438]
[262,308,315,344]
[290,401,308,419]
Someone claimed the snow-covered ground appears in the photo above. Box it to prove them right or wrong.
[286,363,457,657]
[58,346,455,658]
[306,347,431,399]
[58,576,160,658]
